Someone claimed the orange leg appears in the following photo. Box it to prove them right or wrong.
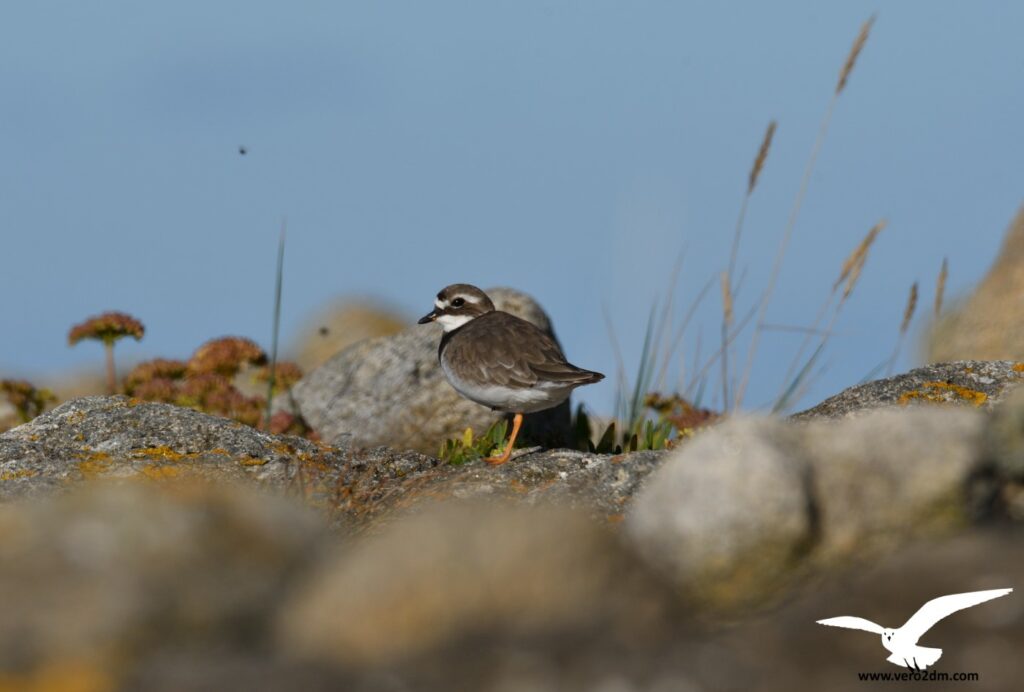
[484,412,523,465]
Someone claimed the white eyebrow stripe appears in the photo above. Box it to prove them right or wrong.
[435,299,446,309]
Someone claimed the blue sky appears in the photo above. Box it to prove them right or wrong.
[2,1,1022,414]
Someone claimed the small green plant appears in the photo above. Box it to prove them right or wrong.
[68,311,145,394]
[439,419,509,465]
[0,379,56,423]
[573,395,718,455]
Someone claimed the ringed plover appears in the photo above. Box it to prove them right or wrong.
[419,283,604,465]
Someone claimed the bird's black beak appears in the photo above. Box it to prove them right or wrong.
[418,309,439,325]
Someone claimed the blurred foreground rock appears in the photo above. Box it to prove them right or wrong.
[292,287,575,453]
[0,481,1018,692]
[0,483,327,681]
[627,407,999,610]
[928,205,1024,363]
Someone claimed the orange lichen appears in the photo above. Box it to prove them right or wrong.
[0,469,37,481]
[130,446,191,462]
[238,457,269,467]
[897,381,988,407]
[76,452,114,478]
[1013,363,1024,373]
[139,464,183,481]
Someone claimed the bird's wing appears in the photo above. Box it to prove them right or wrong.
[816,616,885,634]
[899,588,1013,643]
[454,313,600,388]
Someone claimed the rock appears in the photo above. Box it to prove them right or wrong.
[2,480,1020,691]
[330,447,667,530]
[291,287,574,453]
[708,528,1024,692]
[276,502,677,668]
[980,386,1024,520]
[115,525,1024,692]
[626,407,992,609]
[982,384,1024,479]
[0,396,351,507]
[0,482,327,678]
[928,205,1024,363]
[626,417,814,608]
[792,360,1024,420]
[800,407,988,561]
[0,396,665,532]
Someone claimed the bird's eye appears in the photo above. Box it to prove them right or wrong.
[452,298,465,307]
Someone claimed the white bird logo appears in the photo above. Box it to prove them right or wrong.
[817,588,1012,670]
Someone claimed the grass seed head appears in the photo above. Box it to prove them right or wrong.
[837,15,876,95]
[835,219,886,296]
[901,281,918,335]
[748,120,777,195]
[934,257,949,317]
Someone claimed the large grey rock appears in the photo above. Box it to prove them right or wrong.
[626,407,992,609]
[0,396,665,531]
[292,287,575,453]
[793,360,1024,420]
[0,395,351,506]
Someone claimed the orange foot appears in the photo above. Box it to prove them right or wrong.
[484,412,523,466]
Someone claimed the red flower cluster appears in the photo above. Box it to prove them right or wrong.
[188,337,267,377]
[68,312,145,345]
[1,379,56,423]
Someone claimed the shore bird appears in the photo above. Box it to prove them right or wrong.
[419,284,604,465]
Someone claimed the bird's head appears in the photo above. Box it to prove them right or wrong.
[882,628,896,644]
[418,284,496,332]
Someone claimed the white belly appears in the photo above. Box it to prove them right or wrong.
[441,359,572,413]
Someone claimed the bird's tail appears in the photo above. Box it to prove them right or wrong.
[887,646,942,670]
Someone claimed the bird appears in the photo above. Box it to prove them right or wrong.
[418,284,604,465]
[816,587,1013,670]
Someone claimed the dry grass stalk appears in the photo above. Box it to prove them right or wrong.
[719,270,735,410]
[736,19,875,408]
[901,281,919,334]
[748,120,777,195]
[720,271,734,326]
[934,257,948,317]
[835,219,886,295]
[837,15,876,95]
